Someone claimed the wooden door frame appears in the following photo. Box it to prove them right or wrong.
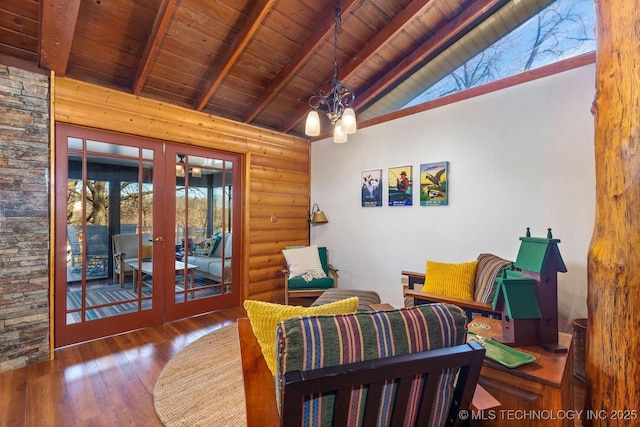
[52,124,246,347]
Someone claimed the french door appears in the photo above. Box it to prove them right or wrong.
[164,145,239,321]
[54,125,239,347]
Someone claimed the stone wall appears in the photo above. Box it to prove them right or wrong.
[0,64,51,372]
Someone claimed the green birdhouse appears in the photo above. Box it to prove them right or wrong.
[492,228,568,352]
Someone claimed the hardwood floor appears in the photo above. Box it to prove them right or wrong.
[0,306,246,427]
[1,305,587,427]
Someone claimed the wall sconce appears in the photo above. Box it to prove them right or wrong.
[308,203,328,225]
[308,203,328,242]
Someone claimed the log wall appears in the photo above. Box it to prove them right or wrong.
[54,77,310,303]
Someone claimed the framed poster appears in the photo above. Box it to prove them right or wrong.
[388,166,412,206]
[361,169,382,207]
[420,161,449,206]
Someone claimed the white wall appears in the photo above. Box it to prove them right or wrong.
[310,64,595,330]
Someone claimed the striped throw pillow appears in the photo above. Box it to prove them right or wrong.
[474,253,511,303]
[275,303,468,426]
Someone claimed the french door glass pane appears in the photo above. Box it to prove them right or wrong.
[176,154,233,303]
[66,140,154,324]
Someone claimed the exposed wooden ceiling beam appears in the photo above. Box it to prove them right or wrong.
[340,0,434,80]
[353,0,509,112]
[242,0,360,124]
[194,0,277,111]
[132,0,176,95]
[279,0,434,133]
[39,0,81,76]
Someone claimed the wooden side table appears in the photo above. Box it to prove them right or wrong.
[468,316,574,427]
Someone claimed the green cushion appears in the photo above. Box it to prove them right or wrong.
[317,247,328,274]
[287,276,334,291]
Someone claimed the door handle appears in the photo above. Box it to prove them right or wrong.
[152,237,164,243]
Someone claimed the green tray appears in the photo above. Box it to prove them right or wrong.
[467,332,536,368]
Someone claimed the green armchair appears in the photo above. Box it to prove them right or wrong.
[283,246,338,304]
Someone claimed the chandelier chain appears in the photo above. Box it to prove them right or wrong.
[333,1,341,83]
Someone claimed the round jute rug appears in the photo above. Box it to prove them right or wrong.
[153,323,247,426]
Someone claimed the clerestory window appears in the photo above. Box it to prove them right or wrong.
[403,0,596,108]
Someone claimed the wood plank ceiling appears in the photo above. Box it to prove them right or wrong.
[1,0,532,138]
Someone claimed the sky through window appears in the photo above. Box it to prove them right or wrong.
[403,0,596,108]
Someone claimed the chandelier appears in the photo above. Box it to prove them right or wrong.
[176,154,201,178]
[304,0,356,143]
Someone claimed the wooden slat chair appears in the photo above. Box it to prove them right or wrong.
[403,253,511,320]
[240,303,500,427]
[67,225,83,269]
[283,246,338,304]
[111,233,152,287]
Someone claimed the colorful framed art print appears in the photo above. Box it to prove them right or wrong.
[361,169,382,207]
[420,161,449,206]
[388,166,412,206]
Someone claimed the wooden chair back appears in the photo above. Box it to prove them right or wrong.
[280,341,486,426]
[238,318,500,427]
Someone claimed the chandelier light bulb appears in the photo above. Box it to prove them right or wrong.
[341,107,357,134]
[333,120,347,143]
[305,110,320,136]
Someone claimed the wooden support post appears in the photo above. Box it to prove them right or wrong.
[588,0,640,424]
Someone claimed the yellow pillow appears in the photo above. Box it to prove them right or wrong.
[421,260,478,301]
[243,297,359,375]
